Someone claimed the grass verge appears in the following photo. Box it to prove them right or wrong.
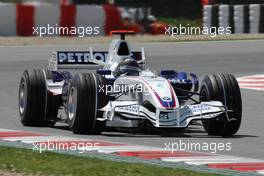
[0,146,222,176]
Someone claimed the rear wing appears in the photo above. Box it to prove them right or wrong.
[48,49,145,71]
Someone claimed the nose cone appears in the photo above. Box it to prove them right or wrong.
[144,77,179,109]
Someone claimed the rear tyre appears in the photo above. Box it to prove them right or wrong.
[19,69,50,126]
[199,74,242,136]
[67,73,107,134]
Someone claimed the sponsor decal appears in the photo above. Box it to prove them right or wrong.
[190,104,211,113]
[116,105,139,114]
[57,51,142,64]
[57,51,108,64]
[162,96,172,101]
[159,112,176,121]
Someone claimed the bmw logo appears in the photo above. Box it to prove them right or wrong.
[162,96,172,101]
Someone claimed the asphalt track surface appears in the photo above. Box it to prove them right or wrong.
[0,40,264,159]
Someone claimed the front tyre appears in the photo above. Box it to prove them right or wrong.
[19,69,49,126]
[200,74,242,136]
[67,73,107,134]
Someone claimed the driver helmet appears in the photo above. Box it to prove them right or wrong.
[114,58,141,76]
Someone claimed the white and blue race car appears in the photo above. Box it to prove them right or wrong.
[18,31,242,136]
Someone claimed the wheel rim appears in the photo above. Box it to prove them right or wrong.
[19,78,27,115]
[68,87,77,120]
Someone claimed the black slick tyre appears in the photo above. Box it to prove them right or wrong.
[199,74,242,136]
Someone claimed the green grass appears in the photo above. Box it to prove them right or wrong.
[0,146,222,176]
[157,17,202,28]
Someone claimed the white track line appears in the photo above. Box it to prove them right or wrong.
[3,136,95,143]
[257,170,264,175]
[161,156,259,165]
[97,146,160,154]
[0,128,16,132]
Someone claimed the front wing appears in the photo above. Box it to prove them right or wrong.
[99,101,226,128]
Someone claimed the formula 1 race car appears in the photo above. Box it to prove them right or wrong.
[18,31,242,136]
